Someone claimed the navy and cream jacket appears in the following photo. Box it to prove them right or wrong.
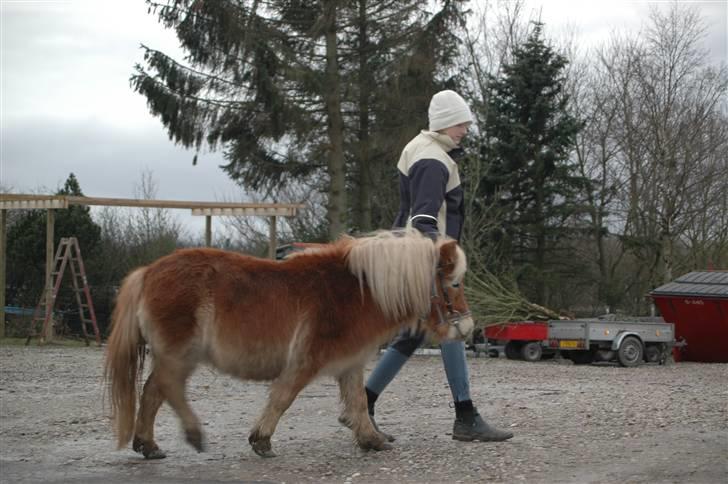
[393,130,465,242]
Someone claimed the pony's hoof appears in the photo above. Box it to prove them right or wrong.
[341,414,396,443]
[251,439,276,458]
[338,414,352,428]
[133,437,166,459]
[358,437,393,452]
[377,429,396,443]
[370,414,396,442]
[254,447,278,458]
[144,448,167,460]
[185,428,205,453]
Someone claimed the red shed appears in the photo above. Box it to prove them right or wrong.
[650,271,728,363]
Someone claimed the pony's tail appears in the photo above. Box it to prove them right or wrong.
[104,267,147,449]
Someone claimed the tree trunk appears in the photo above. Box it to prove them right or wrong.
[660,222,674,283]
[534,153,547,305]
[323,1,347,240]
[355,0,372,232]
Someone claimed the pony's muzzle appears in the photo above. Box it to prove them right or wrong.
[446,312,474,340]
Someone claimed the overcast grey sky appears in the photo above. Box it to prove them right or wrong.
[1,0,726,236]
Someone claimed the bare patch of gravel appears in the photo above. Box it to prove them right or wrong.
[1,345,726,483]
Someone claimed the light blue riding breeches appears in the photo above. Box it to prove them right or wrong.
[365,329,471,402]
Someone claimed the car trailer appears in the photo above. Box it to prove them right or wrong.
[546,317,675,367]
[484,317,676,367]
[483,321,556,361]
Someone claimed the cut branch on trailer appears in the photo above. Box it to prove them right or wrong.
[466,269,561,327]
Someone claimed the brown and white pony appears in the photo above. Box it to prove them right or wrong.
[104,229,473,459]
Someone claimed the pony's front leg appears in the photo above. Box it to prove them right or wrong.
[338,366,393,451]
[248,368,316,458]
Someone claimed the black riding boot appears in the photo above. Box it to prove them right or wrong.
[453,400,513,442]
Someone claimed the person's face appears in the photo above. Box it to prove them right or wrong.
[440,122,471,145]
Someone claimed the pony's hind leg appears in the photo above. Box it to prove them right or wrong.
[154,356,206,454]
[248,368,317,458]
[337,366,392,451]
[133,368,167,459]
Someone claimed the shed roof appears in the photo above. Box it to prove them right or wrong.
[650,271,728,299]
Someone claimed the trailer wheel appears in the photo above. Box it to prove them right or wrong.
[504,341,522,360]
[617,336,643,367]
[521,342,542,362]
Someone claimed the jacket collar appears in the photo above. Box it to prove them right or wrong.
[421,129,458,151]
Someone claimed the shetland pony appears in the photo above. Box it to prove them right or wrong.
[104,230,473,459]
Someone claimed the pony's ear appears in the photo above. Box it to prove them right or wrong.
[438,240,458,269]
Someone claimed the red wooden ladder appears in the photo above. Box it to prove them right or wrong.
[26,237,101,346]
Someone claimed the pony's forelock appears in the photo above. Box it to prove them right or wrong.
[454,245,467,282]
[437,239,467,284]
[345,230,437,320]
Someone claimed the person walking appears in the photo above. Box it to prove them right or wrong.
[365,90,514,443]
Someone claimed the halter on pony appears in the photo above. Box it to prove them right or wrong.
[431,272,471,338]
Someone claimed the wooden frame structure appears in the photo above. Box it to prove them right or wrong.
[0,194,304,340]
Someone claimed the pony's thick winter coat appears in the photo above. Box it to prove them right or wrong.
[104,230,472,459]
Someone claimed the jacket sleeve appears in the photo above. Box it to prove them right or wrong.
[407,158,449,240]
[392,172,410,229]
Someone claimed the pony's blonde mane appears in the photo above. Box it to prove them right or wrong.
[346,229,438,320]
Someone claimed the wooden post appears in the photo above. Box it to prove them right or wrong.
[268,215,277,259]
[0,209,6,339]
[205,215,212,247]
[44,209,55,342]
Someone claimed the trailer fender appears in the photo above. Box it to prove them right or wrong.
[612,331,643,351]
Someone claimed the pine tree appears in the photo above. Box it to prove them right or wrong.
[133,0,337,234]
[480,23,587,305]
[6,174,101,320]
[132,0,467,238]
[359,0,468,231]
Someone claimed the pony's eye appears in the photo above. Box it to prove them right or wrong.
[452,282,460,288]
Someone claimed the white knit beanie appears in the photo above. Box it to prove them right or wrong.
[428,90,473,132]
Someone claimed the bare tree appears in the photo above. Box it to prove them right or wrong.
[596,3,728,312]
[221,181,328,255]
[130,170,185,247]
[568,43,631,311]
[678,108,728,271]
[457,0,532,272]
[96,170,185,271]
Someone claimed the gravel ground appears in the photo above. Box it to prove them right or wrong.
[0,344,726,484]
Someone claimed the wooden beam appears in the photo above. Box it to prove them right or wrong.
[0,194,303,216]
[0,210,6,338]
[44,210,54,342]
[205,216,212,247]
[268,215,277,259]
[0,198,68,210]
[191,207,297,217]
[66,195,303,211]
